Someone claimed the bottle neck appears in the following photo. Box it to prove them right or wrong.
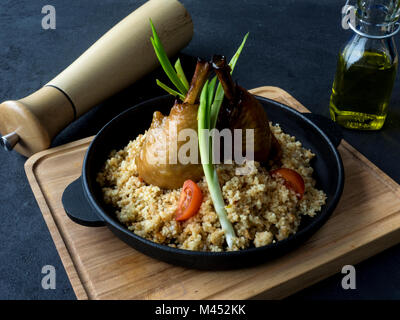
[355,2,399,37]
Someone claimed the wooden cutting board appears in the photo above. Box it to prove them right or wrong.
[24,86,400,300]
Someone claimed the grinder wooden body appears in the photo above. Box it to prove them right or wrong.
[0,0,193,156]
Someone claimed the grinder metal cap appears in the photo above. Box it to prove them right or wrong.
[0,132,20,151]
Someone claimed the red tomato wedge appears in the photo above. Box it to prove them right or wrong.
[270,168,305,199]
[175,180,203,221]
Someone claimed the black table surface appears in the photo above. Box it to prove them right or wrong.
[1,0,400,300]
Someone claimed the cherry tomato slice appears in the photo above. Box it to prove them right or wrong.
[270,168,305,199]
[175,180,203,221]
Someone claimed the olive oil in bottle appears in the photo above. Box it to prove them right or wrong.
[329,0,400,130]
[330,49,398,130]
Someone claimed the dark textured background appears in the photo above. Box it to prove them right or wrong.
[1,0,400,300]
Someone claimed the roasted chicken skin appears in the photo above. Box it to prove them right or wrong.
[137,56,281,189]
[136,60,211,189]
[213,55,281,163]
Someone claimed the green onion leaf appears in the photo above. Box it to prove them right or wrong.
[156,79,185,100]
[228,32,249,71]
[174,58,189,91]
[210,32,249,128]
[150,19,188,95]
[207,76,217,108]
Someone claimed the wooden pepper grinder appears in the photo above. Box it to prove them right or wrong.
[0,0,193,157]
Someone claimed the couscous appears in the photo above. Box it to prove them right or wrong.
[96,124,326,251]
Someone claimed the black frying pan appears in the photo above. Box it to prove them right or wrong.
[62,95,344,270]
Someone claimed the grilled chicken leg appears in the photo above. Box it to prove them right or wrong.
[136,60,211,189]
[212,55,281,163]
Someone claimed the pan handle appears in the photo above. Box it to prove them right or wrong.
[303,113,343,148]
[62,177,105,227]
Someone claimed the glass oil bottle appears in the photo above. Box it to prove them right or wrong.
[330,0,400,130]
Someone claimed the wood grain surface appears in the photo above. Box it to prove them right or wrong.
[24,86,400,300]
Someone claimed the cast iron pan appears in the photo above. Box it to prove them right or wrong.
[62,95,344,270]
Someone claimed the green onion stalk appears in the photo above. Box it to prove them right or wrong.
[198,81,236,248]
[197,34,249,248]
[149,20,249,249]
